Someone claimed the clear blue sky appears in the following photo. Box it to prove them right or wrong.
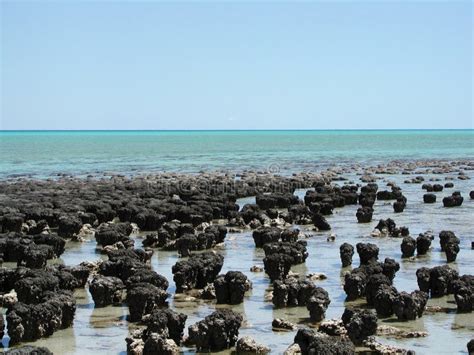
[1,1,472,130]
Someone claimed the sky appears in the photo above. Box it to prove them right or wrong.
[0,1,472,130]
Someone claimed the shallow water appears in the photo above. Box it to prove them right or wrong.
[1,171,473,354]
[0,130,473,179]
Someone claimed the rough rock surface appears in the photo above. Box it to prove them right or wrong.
[187,309,243,351]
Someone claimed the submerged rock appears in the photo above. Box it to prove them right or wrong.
[356,243,379,265]
[6,290,76,344]
[401,236,416,258]
[374,284,399,318]
[356,206,373,223]
[439,231,461,262]
[306,287,331,322]
[468,339,474,355]
[443,192,463,207]
[126,282,168,322]
[393,290,428,321]
[187,309,243,351]
[341,308,377,345]
[89,275,125,307]
[416,265,459,297]
[273,278,317,307]
[172,251,224,292]
[423,193,436,203]
[416,233,432,255]
[142,308,187,344]
[214,271,252,304]
[339,242,354,267]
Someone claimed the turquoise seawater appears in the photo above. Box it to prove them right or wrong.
[0,130,473,178]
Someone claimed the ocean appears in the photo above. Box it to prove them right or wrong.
[0,130,473,179]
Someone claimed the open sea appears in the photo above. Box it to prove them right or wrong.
[0,130,473,179]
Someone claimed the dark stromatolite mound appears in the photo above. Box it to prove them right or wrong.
[356,206,373,223]
[393,290,428,321]
[155,224,227,256]
[4,346,54,355]
[439,230,457,251]
[263,253,294,281]
[443,192,463,207]
[468,339,474,355]
[292,328,355,354]
[416,265,459,297]
[401,236,416,258]
[0,213,24,233]
[240,204,266,225]
[142,334,180,354]
[382,257,400,281]
[126,282,169,322]
[423,193,436,203]
[187,309,243,351]
[95,222,133,247]
[172,251,224,292]
[263,241,308,264]
[143,220,191,248]
[451,275,474,313]
[263,241,308,281]
[142,308,188,344]
[6,290,76,344]
[0,232,65,268]
[99,250,168,290]
[126,309,187,354]
[175,233,197,257]
[374,218,409,237]
[272,278,317,307]
[57,214,83,237]
[285,205,313,225]
[307,287,331,322]
[341,308,377,345]
[343,268,367,301]
[339,242,354,267]
[376,188,402,201]
[89,275,125,307]
[214,271,252,304]
[312,213,331,231]
[252,226,282,247]
[365,273,391,306]
[374,284,399,318]
[438,231,461,262]
[359,193,376,208]
[256,193,299,210]
[356,243,379,265]
[13,266,86,304]
[416,233,432,255]
[393,196,407,213]
[343,259,399,301]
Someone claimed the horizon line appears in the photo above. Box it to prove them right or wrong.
[1,128,473,132]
